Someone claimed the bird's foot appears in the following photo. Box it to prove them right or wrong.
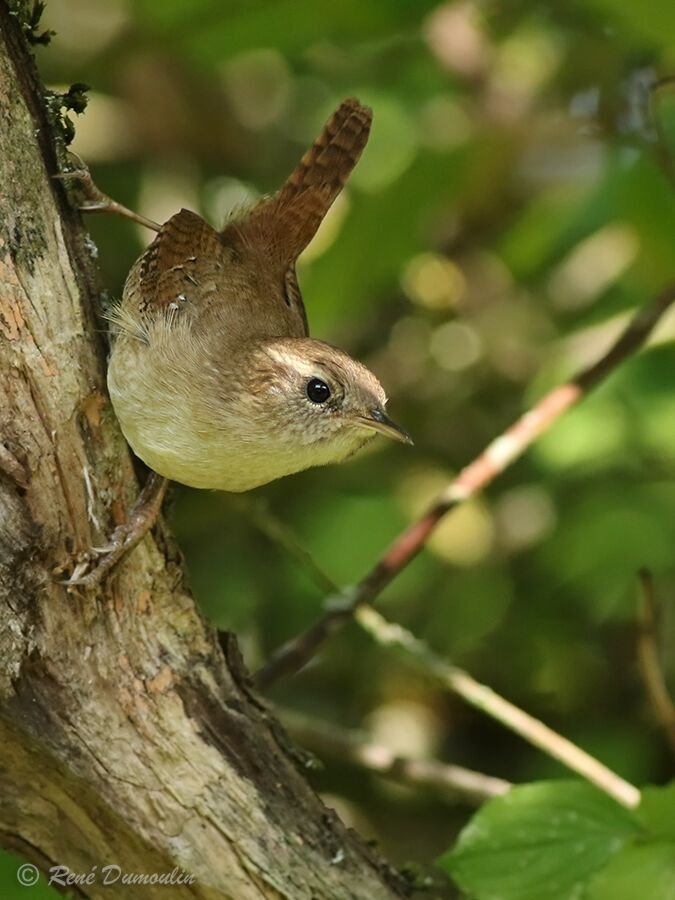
[54,154,160,232]
[63,473,169,588]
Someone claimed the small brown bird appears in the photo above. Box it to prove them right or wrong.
[64,99,411,584]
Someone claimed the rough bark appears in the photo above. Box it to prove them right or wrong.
[0,6,407,898]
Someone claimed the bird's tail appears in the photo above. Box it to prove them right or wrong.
[225,98,372,263]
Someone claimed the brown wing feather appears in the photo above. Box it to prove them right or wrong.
[117,207,309,343]
[138,209,225,314]
[227,98,372,263]
[119,100,370,341]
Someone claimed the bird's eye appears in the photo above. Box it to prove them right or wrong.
[306,378,331,404]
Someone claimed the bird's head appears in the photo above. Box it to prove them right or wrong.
[240,338,412,466]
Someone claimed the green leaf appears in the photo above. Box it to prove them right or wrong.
[438,781,641,900]
[586,781,675,899]
[588,842,675,900]
[637,782,675,841]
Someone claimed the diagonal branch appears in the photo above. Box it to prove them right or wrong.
[239,501,637,807]
[231,496,338,595]
[279,708,511,806]
[256,284,675,688]
[355,607,641,809]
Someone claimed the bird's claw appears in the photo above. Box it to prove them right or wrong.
[60,545,118,589]
[59,473,169,589]
[53,154,109,208]
[53,155,160,231]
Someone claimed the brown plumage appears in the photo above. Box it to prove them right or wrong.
[227,97,373,263]
[107,99,410,493]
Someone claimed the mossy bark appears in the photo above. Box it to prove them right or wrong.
[0,5,406,898]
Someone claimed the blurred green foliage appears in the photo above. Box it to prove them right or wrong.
[5,0,675,895]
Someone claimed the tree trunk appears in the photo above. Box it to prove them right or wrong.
[0,6,406,898]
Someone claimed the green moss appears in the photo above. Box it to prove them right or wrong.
[5,4,86,154]
[43,82,89,149]
[7,0,55,45]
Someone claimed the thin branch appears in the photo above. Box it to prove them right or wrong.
[354,606,641,809]
[256,284,675,688]
[239,474,639,807]
[636,568,675,757]
[280,708,511,806]
[231,496,338,595]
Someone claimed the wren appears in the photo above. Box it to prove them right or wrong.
[62,99,411,585]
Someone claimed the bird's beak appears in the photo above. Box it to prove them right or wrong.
[358,408,414,445]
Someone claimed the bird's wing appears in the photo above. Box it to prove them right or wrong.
[136,208,226,316]
[117,208,309,342]
[118,98,372,343]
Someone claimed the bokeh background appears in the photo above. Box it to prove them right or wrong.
[3,0,675,895]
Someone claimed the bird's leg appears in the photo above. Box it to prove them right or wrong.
[65,472,169,588]
[55,157,165,588]
[54,154,160,232]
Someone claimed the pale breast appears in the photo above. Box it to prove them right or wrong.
[107,333,349,492]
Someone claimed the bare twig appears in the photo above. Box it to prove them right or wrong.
[355,606,641,809]
[280,708,511,806]
[636,568,675,756]
[239,473,639,806]
[256,284,675,688]
[231,496,338,595]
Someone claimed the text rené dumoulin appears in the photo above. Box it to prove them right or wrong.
[48,865,196,887]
